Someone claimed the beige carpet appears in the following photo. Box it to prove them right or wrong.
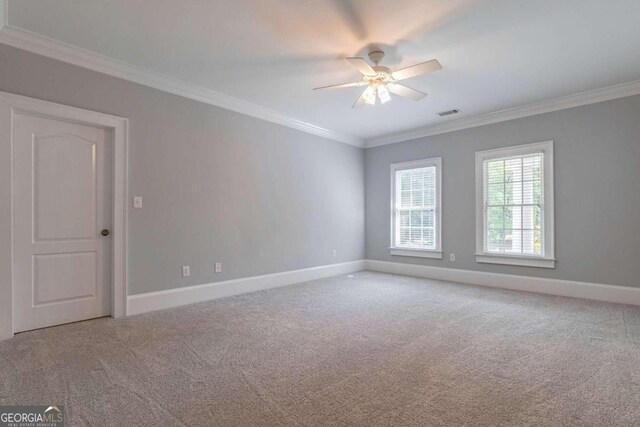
[2,271,640,426]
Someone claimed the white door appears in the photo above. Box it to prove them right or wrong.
[13,112,112,332]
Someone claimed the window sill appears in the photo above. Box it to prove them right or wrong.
[475,253,555,268]
[390,248,443,259]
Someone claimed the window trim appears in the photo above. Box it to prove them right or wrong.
[390,157,443,259]
[475,141,555,268]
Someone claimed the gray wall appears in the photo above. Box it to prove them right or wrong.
[366,95,640,288]
[2,43,639,297]
[0,44,365,295]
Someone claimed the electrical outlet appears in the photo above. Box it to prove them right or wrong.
[332,249,337,258]
[133,196,143,208]
[215,262,222,273]
[182,265,190,277]
[449,253,456,262]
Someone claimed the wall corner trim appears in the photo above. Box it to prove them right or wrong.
[365,79,640,148]
[365,260,640,306]
[127,260,366,316]
[0,24,363,148]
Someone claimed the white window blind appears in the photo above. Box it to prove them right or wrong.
[483,153,543,255]
[390,158,441,256]
[475,141,554,268]
[395,166,437,249]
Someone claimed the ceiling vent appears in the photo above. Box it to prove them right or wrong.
[437,109,460,117]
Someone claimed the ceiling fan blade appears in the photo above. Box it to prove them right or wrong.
[388,84,427,101]
[347,57,376,76]
[392,59,442,81]
[313,81,364,91]
[353,86,376,108]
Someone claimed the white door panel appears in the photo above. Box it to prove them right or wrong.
[34,251,97,305]
[33,133,98,241]
[13,113,111,332]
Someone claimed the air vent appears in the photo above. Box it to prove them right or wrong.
[437,109,460,117]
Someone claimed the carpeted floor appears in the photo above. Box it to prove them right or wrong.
[2,271,640,426]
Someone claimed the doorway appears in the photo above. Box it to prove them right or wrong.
[0,91,128,339]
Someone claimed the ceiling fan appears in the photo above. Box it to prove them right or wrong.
[313,49,442,108]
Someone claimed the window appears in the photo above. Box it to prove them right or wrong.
[390,158,442,258]
[475,141,555,268]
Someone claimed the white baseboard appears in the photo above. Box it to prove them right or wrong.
[127,260,366,315]
[127,258,640,317]
[365,260,640,306]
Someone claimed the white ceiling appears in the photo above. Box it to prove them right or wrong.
[5,0,640,142]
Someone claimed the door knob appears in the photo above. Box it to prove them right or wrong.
[101,229,110,237]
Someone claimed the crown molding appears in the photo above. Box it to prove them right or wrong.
[0,23,364,147]
[366,79,640,148]
[3,12,639,151]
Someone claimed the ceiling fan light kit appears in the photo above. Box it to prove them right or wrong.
[314,49,442,108]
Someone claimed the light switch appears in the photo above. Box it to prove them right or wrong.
[133,196,143,208]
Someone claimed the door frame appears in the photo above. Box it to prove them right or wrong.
[0,91,129,339]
